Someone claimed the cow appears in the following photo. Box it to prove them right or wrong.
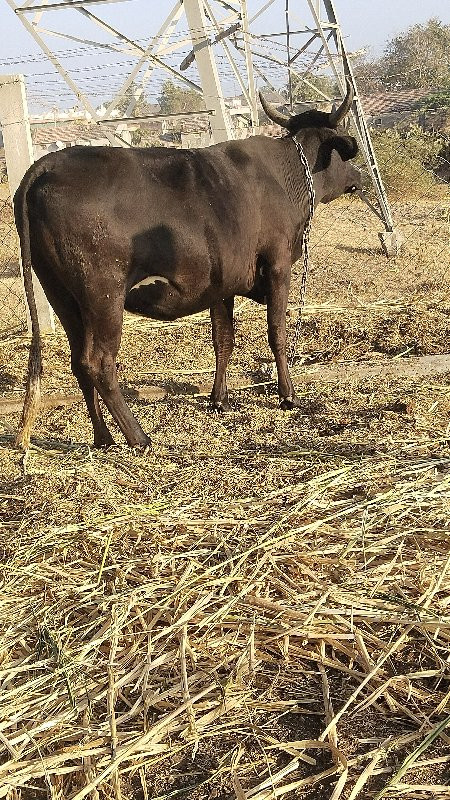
[15,80,361,449]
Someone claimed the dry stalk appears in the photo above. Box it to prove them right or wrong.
[107,608,121,800]
[179,623,198,746]
[1,383,449,799]
[81,709,100,800]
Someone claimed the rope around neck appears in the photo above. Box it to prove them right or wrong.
[288,134,315,366]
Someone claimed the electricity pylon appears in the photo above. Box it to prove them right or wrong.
[5,0,397,247]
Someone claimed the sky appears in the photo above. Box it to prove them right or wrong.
[0,0,449,113]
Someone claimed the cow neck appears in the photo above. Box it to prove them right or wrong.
[279,133,315,218]
[291,133,316,219]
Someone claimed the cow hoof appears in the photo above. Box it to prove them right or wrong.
[124,432,152,451]
[210,399,232,413]
[279,395,301,411]
[94,434,116,449]
[131,439,152,453]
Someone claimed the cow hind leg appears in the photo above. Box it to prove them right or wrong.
[29,258,116,447]
[210,297,234,412]
[71,359,115,448]
[80,300,151,448]
[66,329,116,448]
[58,314,116,447]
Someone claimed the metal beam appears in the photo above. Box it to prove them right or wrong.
[95,110,214,124]
[321,0,394,233]
[201,2,252,111]
[240,0,258,128]
[16,0,129,11]
[249,0,277,25]
[5,1,101,119]
[183,0,234,143]
[77,7,204,94]
[234,39,331,103]
[5,1,129,146]
[180,13,241,71]
[102,2,184,121]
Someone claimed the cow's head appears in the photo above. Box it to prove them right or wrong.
[260,79,361,204]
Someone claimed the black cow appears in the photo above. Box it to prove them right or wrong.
[15,82,360,449]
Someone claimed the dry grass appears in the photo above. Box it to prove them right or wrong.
[0,188,449,800]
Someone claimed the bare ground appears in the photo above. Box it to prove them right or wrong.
[0,191,449,800]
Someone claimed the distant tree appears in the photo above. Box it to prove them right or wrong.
[378,18,450,90]
[157,81,205,114]
[289,72,338,103]
[351,53,384,95]
[414,76,450,110]
[113,82,151,118]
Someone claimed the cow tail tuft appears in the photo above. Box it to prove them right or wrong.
[14,169,43,450]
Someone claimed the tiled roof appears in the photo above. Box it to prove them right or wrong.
[31,122,116,146]
[179,117,210,133]
[360,88,433,116]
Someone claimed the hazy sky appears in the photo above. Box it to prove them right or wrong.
[1,0,449,58]
[0,1,449,111]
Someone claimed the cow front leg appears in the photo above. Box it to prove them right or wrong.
[266,263,301,410]
[210,297,234,412]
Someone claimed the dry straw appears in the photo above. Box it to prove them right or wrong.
[0,428,449,800]
[1,191,449,798]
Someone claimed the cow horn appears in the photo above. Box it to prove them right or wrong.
[329,77,354,127]
[258,91,290,128]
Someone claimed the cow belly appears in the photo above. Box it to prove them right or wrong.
[124,274,215,321]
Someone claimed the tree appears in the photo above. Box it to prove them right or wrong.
[348,19,450,96]
[289,72,338,104]
[413,76,450,110]
[113,81,151,118]
[351,53,384,95]
[378,18,450,90]
[157,81,205,115]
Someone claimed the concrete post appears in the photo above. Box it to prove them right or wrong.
[0,74,54,332]
[183,0,234,143]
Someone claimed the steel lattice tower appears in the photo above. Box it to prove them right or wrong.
[4,0,396,243]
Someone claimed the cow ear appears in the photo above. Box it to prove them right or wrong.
[330,134,358,162]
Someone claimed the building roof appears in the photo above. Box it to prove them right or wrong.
[31,122,120,146]
[360,88,433,116]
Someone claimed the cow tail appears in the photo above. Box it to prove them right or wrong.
[14,168,43,450]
